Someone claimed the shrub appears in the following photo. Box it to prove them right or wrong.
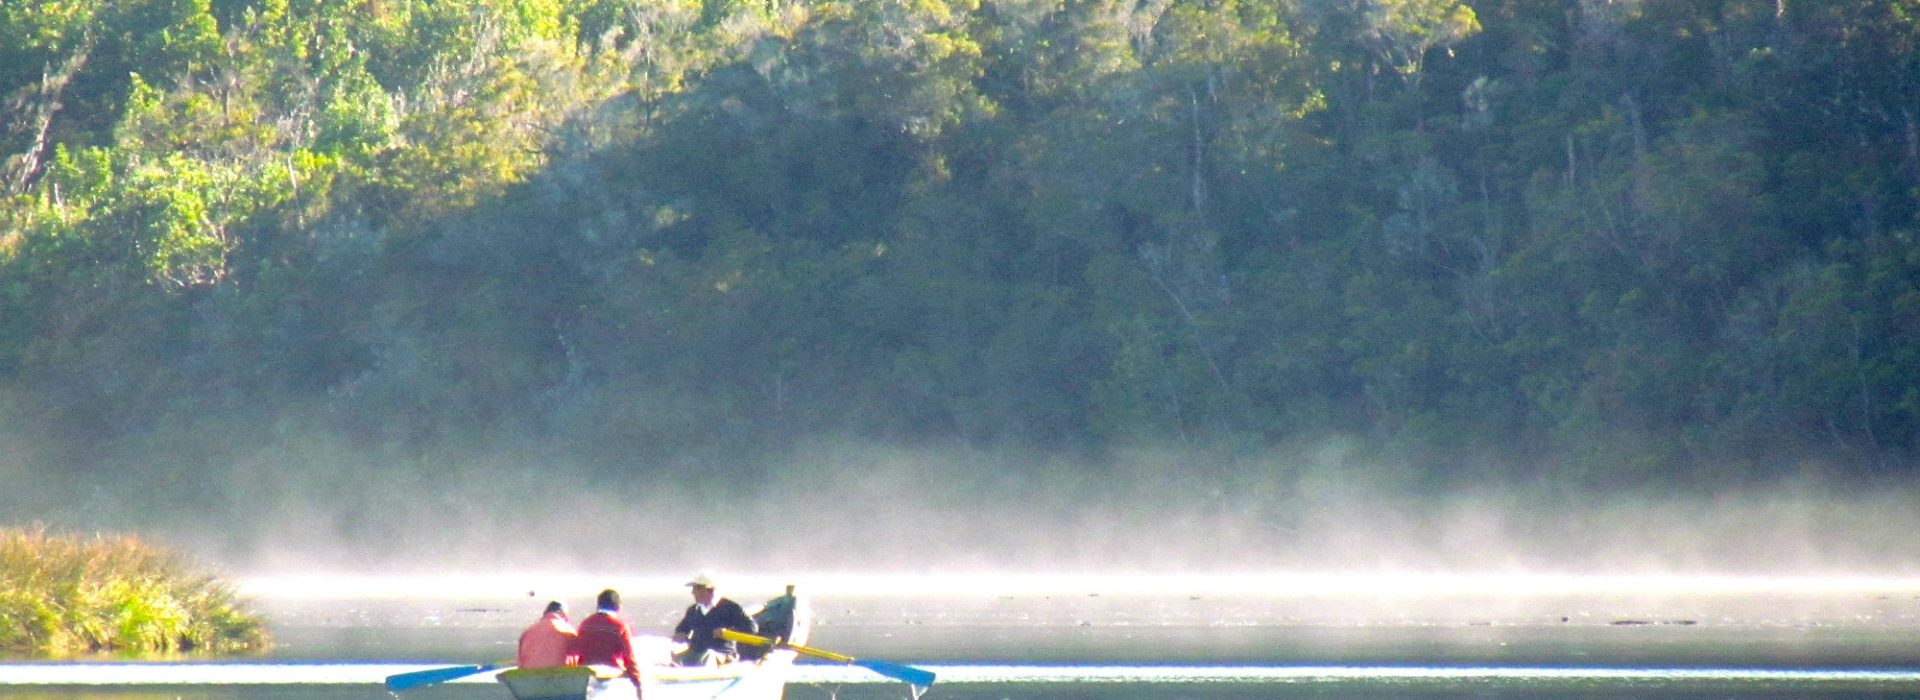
[0,526,268,655]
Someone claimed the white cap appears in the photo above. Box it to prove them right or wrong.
[686,572,716,588]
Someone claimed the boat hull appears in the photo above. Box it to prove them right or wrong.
[498,649,799,700]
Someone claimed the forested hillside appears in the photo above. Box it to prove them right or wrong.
[2,0,1917,558]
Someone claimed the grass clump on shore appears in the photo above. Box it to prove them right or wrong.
[0,526,269,655]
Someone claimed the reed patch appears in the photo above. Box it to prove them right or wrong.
[0,526,268,655]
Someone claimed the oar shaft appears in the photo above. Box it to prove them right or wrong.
[720,628,857,663]
[786,642,854,664]
[718,628,775,647]
[718,629,844,655]
[717,628,933,688]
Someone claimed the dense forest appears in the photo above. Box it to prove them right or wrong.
[1,0,1917,566]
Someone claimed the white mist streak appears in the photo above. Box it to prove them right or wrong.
[236,571,1920,600]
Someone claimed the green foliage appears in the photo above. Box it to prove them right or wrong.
[0,526,268,654]
[2,0,1919,515]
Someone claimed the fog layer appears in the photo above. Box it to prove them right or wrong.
[4,404,1914,579]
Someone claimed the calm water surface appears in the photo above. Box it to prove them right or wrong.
[5,582,1920,699]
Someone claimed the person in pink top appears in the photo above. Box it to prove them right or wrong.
[517,601,580,669]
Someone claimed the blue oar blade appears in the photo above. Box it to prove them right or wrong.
[858,660,936,689]
[385,664,498,692]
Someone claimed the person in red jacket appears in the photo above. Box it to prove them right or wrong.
[572,589,643,697]
[516,600,578,669]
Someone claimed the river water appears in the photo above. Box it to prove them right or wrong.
[4,574,1920,699]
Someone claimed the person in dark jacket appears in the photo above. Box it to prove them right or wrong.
[741,583,801,662]
[671,573,755,665]
[757,585,801,639]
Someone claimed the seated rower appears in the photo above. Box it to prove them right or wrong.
[671,573,755,665]
[742,584,802,660]
[517,600,579,669]
[573,589,644,698]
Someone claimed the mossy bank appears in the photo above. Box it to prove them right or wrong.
[0,527,268,655]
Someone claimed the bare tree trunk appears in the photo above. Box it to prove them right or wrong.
[1622,92,1650,210]
[1903,106,1919,180]
[3,39,93,195]
[1145,263,1233,399]
[1565,133,1578,187]
[1186,81,1208,216]
[1849,318,1880,453]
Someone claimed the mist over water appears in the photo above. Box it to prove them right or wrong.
[10,409,1920,691]
[5,412,1918,583]
[268,444,1920,579]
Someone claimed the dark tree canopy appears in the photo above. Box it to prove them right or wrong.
[3,0,1918,548]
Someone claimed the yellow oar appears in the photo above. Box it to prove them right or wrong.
[720,629,936,689]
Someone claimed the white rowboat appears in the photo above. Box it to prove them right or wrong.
[497,648,801,700]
